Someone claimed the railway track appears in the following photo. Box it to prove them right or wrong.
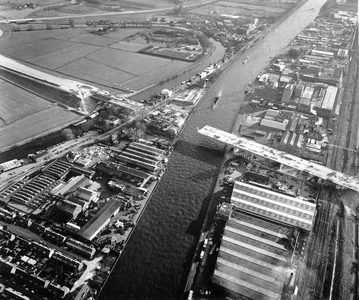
[297,200,338,299]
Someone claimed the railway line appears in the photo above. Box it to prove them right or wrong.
[296,200,338,300]
[343,26,359,175]
[327,26,358,174]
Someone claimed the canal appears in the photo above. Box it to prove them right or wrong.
[99,0,329,299]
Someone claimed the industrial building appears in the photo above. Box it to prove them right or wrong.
[111,142,166,173]
[97,160,152,187]
[213,210,294,300]
[212,178,316,299]
[50,175,89,196]
[230,181,316,231]
[0,159,21,173]
[78,199,122,241]
[172,89,203,106]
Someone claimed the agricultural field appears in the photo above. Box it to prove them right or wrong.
[0,24,199,149]
[110,41,148,52]
[0,39,75,60]
[69,33,117,47]
[0,105,80,152]
[0,27,193,91]
[0,81,80,151]
[122,60,189,90]
[27,44,101,70]
[189,2,285,17]
[0,82,55,126]
[56,58,136,87]
[217,1,286,14]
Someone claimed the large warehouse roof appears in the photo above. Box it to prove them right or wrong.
[230,181,315,231]
[320,86,337,110]
[78,199,122,240]
[213,209,294,300]
[231,182,315,231]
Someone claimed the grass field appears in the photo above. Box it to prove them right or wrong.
[217,1,286,14]
[57,58,136,86]
[0,27,191,91]
[0,39,75,60]
[110,41,147,52]
[0,105,80,151]
[189,3,285,17]
[88,48,188,76]
[122,60,189,90]
[69,33,118,47]
[0,25,195,116]
[100,29,142,40]
[0,82,54,125]
[27,44,101,69]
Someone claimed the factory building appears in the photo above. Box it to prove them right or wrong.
[0,159,21,173]
[96,161,151,187]
[213,211,293,300]
[50,175,89,196]
[281,83,338,118]
[9,173,57,205]
[230,181,316,231]
[260,118,288,131]
[212,180,316,299]
[78,199,122,241]
[43,159,72,179]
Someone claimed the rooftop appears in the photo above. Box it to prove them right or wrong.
[78,199,122,240]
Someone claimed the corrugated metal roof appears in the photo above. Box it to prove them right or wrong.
[260,118,287,130]
[320,86,337,110]
[78,199,122,240]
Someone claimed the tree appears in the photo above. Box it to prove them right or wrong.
[134,120,147,133]
[62,128,75,140]
[350,259,359,274]
[288,48,301,59]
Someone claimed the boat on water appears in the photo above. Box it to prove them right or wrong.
[212,91,222,109]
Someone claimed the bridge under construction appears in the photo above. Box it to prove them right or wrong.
[198,125,359,192]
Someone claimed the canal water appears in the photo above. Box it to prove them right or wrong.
[99,0,329,299]
[100,0,329,299]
